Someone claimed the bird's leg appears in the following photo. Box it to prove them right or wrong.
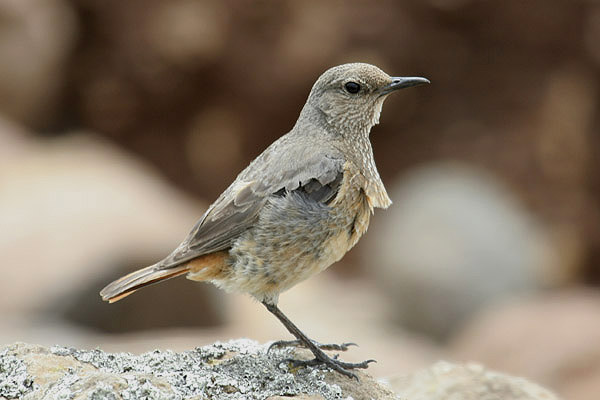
[262,301,375,380]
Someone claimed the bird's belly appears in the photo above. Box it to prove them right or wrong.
[213,190,371,303]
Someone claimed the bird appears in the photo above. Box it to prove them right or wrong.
[100,62,429,379]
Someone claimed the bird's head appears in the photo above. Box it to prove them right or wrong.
[304,63,429,135]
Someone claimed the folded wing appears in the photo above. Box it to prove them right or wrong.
[156,152,345,269]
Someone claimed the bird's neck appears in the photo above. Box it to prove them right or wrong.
[296,103,381,180]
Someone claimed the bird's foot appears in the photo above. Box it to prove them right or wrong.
[285,352,375,380]
[268,339,356,353]
[261,302,373,379]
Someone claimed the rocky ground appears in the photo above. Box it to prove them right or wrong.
[0,341,560,400]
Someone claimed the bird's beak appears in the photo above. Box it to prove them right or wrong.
[379,76,430,96]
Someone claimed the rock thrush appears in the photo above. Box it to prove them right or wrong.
[100,63,429,378]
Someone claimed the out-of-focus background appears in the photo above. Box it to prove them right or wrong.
[1,0,599,398]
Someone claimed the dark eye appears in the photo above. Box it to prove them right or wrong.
[344,81,361,94]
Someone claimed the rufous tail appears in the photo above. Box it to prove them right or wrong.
[100,251,228,303]
[100,264,190,303]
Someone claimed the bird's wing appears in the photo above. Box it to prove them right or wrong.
[156,151,345,269]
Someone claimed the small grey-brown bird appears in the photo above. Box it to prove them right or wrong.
[100,62,428,379]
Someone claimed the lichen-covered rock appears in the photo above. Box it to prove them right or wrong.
[389,361,561,400]
[0,341,396,400]
[1,342,562,399]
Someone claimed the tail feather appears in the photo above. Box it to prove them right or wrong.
[100,251,228,303]
[100,264,190,303]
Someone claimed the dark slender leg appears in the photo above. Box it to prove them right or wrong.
[262,301,375,380]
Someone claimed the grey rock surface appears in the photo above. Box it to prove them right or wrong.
[390,361,561,400]
[0,340,397,400]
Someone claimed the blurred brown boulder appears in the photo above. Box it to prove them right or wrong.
[450,288,600,400]
[0,120,224,333]
[0,0,77,128]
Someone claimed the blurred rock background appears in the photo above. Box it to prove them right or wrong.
[0,1,598,399]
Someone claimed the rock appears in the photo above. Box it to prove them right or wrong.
[363,162,558,340]
[0,0,77,128]
[584,6,600,66]
[0,342,561,400]
[450,288,600,400]
[0,341,397,400]
[389,361,561,400]
[0,125,224,333]
[144,0,229,67]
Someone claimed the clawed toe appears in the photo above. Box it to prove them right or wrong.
[331,358,376,370]
[282,355,376,380]
[320,342,357,351]
[268,339,300,353]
